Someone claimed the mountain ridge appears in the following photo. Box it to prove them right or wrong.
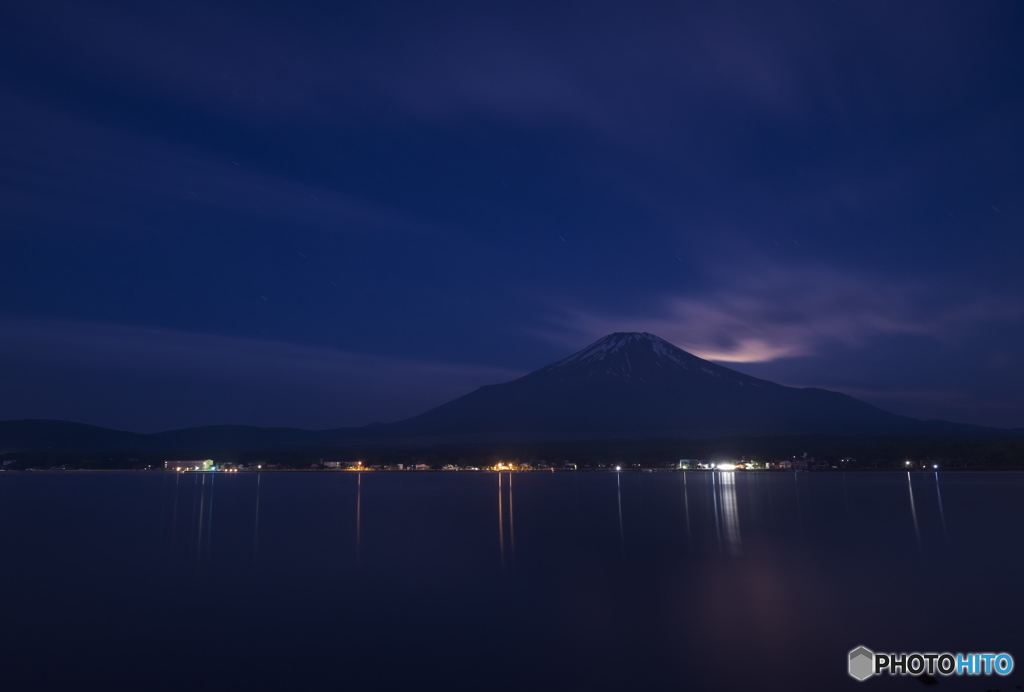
[389,332,996,438]
[0,332,1015,452]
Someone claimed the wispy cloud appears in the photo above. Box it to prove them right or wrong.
[547,263,1021,363]
[3,2,997,144]
[0,91,414,236]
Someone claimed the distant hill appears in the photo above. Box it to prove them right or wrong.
[0,420,370,453]
[0,332,1012,453]
[0,420,146,453]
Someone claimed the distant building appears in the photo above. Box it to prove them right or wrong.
[322,461,363,470]
[164,460,213,471]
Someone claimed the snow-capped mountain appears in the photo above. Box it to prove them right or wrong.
[538,332,760,386]
[393,332,976,438]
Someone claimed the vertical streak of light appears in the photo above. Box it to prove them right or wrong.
[794,472,804,537]
[616,472,625,557]
[191,475,199,552]
[719,472,741,555]
[171,473,180,548]
[842,472,851,530]
[907,472,922,552]
[158,474,166,539]
[356,472,362,567]
[935,472,948,542]
[682,472,691,545]
[508,472,515,562]
[572,471,581,540]
[253,473,261,562]
[712,472,722,553]
[498,472,504,570]
[206,472,215,558]
[196,474,206,573]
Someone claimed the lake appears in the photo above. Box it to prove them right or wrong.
[1,470,1021,691]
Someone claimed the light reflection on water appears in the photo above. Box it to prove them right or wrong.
[497,471,504,568]
[907,470,922,552]
[681,471,691,544]
[253,471,260,561]
[616,471,624,556]
[2,470,1024,691]
[717,471,741,555]
[356,471,362,566]
[935,470,949,541]
[508,472,515,560]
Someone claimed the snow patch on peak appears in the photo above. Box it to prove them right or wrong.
[535,331,770,389]
[649,338,689,369]
[548,332,694,372]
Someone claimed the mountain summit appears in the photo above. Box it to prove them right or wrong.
[536,332,753,385]
[393,332,973,439]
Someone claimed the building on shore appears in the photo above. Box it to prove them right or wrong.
[164,459,214,471]
[323,461,364,470]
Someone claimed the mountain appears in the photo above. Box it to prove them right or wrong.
[0,420,147,453]
[0,332,1008,453]
[390,332,992,439]
[0,420,370,454]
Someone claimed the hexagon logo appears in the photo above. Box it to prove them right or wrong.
[848,646,875,681]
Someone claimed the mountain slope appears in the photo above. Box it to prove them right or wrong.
[0,420,369,453]
[0,332,1007,452]
[0,420,146,453]
[391,332,988,438]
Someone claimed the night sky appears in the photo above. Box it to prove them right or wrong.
[2,1,1023,432]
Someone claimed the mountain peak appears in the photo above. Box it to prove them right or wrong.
[544,331,694,375]
[598,331,662,344]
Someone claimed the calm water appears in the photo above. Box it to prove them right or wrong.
[2,471,1022,691]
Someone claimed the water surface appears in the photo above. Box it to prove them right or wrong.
[2,471,1021,691]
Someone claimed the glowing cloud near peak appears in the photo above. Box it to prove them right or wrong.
[686,338,805,364]
[548,263,1021,365]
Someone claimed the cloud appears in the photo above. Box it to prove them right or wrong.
[0,91,414,236]
[3,1,999,145]
[0,318,523,432]
[548,263,1021,363]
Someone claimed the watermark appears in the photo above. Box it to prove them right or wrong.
[849,646,1014,681]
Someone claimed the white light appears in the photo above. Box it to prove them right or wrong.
[615,466,622,472]
[933,464,938,469]
[717,463,736,471]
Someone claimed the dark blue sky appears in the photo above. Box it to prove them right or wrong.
[2,1,1023,432]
